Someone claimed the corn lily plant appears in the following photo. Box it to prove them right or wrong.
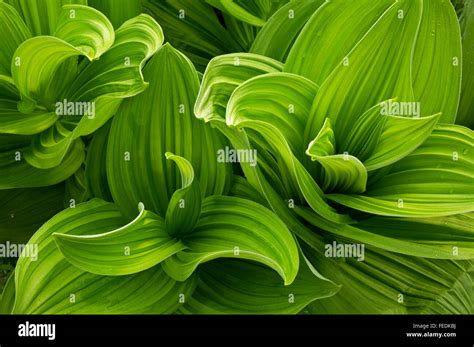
[0,0,473,314]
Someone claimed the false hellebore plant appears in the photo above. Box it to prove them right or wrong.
[0,0,473,314]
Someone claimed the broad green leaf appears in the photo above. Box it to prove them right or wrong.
[195,53,283,122]
[412,0,461,123]
[0,2,31,76]
[107,43,232,219]
[225,74,350,223]
[284,0,394,85]
[180,257,339,314]
[54,4,115,60]
[227,72,318,154]
[0,98,58,135]
[302,241,473,314]
[89,0,141,28]
[304,0,421,146]
[456,0,474,128]
[296,206,474,259]
[5,0,89,36]
[142,0,243,71]
[0,184,65,244]
[54,202,185,276]
[363,113,440,171]
[23,14,163,169]
[163,195,299,285]
[13,199,197,314]
[0,134,84,189]
[222,13,258,51]
[12,36,86,113]
[165,153,202,237]
[327,125,474,217]
[64,14,164,102]
[306,117,368,194]
[250,0,325,62]
[84,121,112,201]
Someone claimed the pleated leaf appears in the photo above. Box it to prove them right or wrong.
[0,2,31,76]
[13,199,196,314]
[164,153,202,237]
[195,53,283,122]
[163,195,299,285]
[250,0,325,62]
[107,43,232,219]
[328,125,474,217]
[54,202,185,276]
[180,257,339,314]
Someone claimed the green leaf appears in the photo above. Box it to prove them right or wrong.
[302,241,473,314]
[23,14,163,170]
[225,73,350,223]
[164,153,202,237]
[180,257,339,314]
[412,0,461,123]
[5,0,89,36]
[0,98,58,135]
[303,0,421,146]
[163,195,299,285]
[0,134,84,189]
[107,43,232,219]
[54,202,185,276]
[250,0,325,62]
[0,2,31,76]
[284,0,394,85]
[456,0,474,128]
[296,206,474,259]
[195,53,283,122]
[84,121,113,201]
[327,124,474,217]
[89,0,141,28]
[205,0,268,26]
[13,199,197,314]
[53,4,115,60]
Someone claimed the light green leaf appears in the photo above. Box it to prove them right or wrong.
[13,199,197,314]
[107,43,232,219]
[250,0,325,62]
[54,4,115,60]
[163,195,299,285]
[327,124,474,217]
[5,0,89,36]
[180,257,339,314]
[195,53,283,122]
[412,0,461,123]
[165,153,202,237]
[284,0,394,85]
[84,120,112,201]
[0,2,31,76]
[54,202,185,276]
[205,0,277,27]
[0,134,84,189]
[303,0,420,146]
[456,0,474,128]
[296,206,474,259]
